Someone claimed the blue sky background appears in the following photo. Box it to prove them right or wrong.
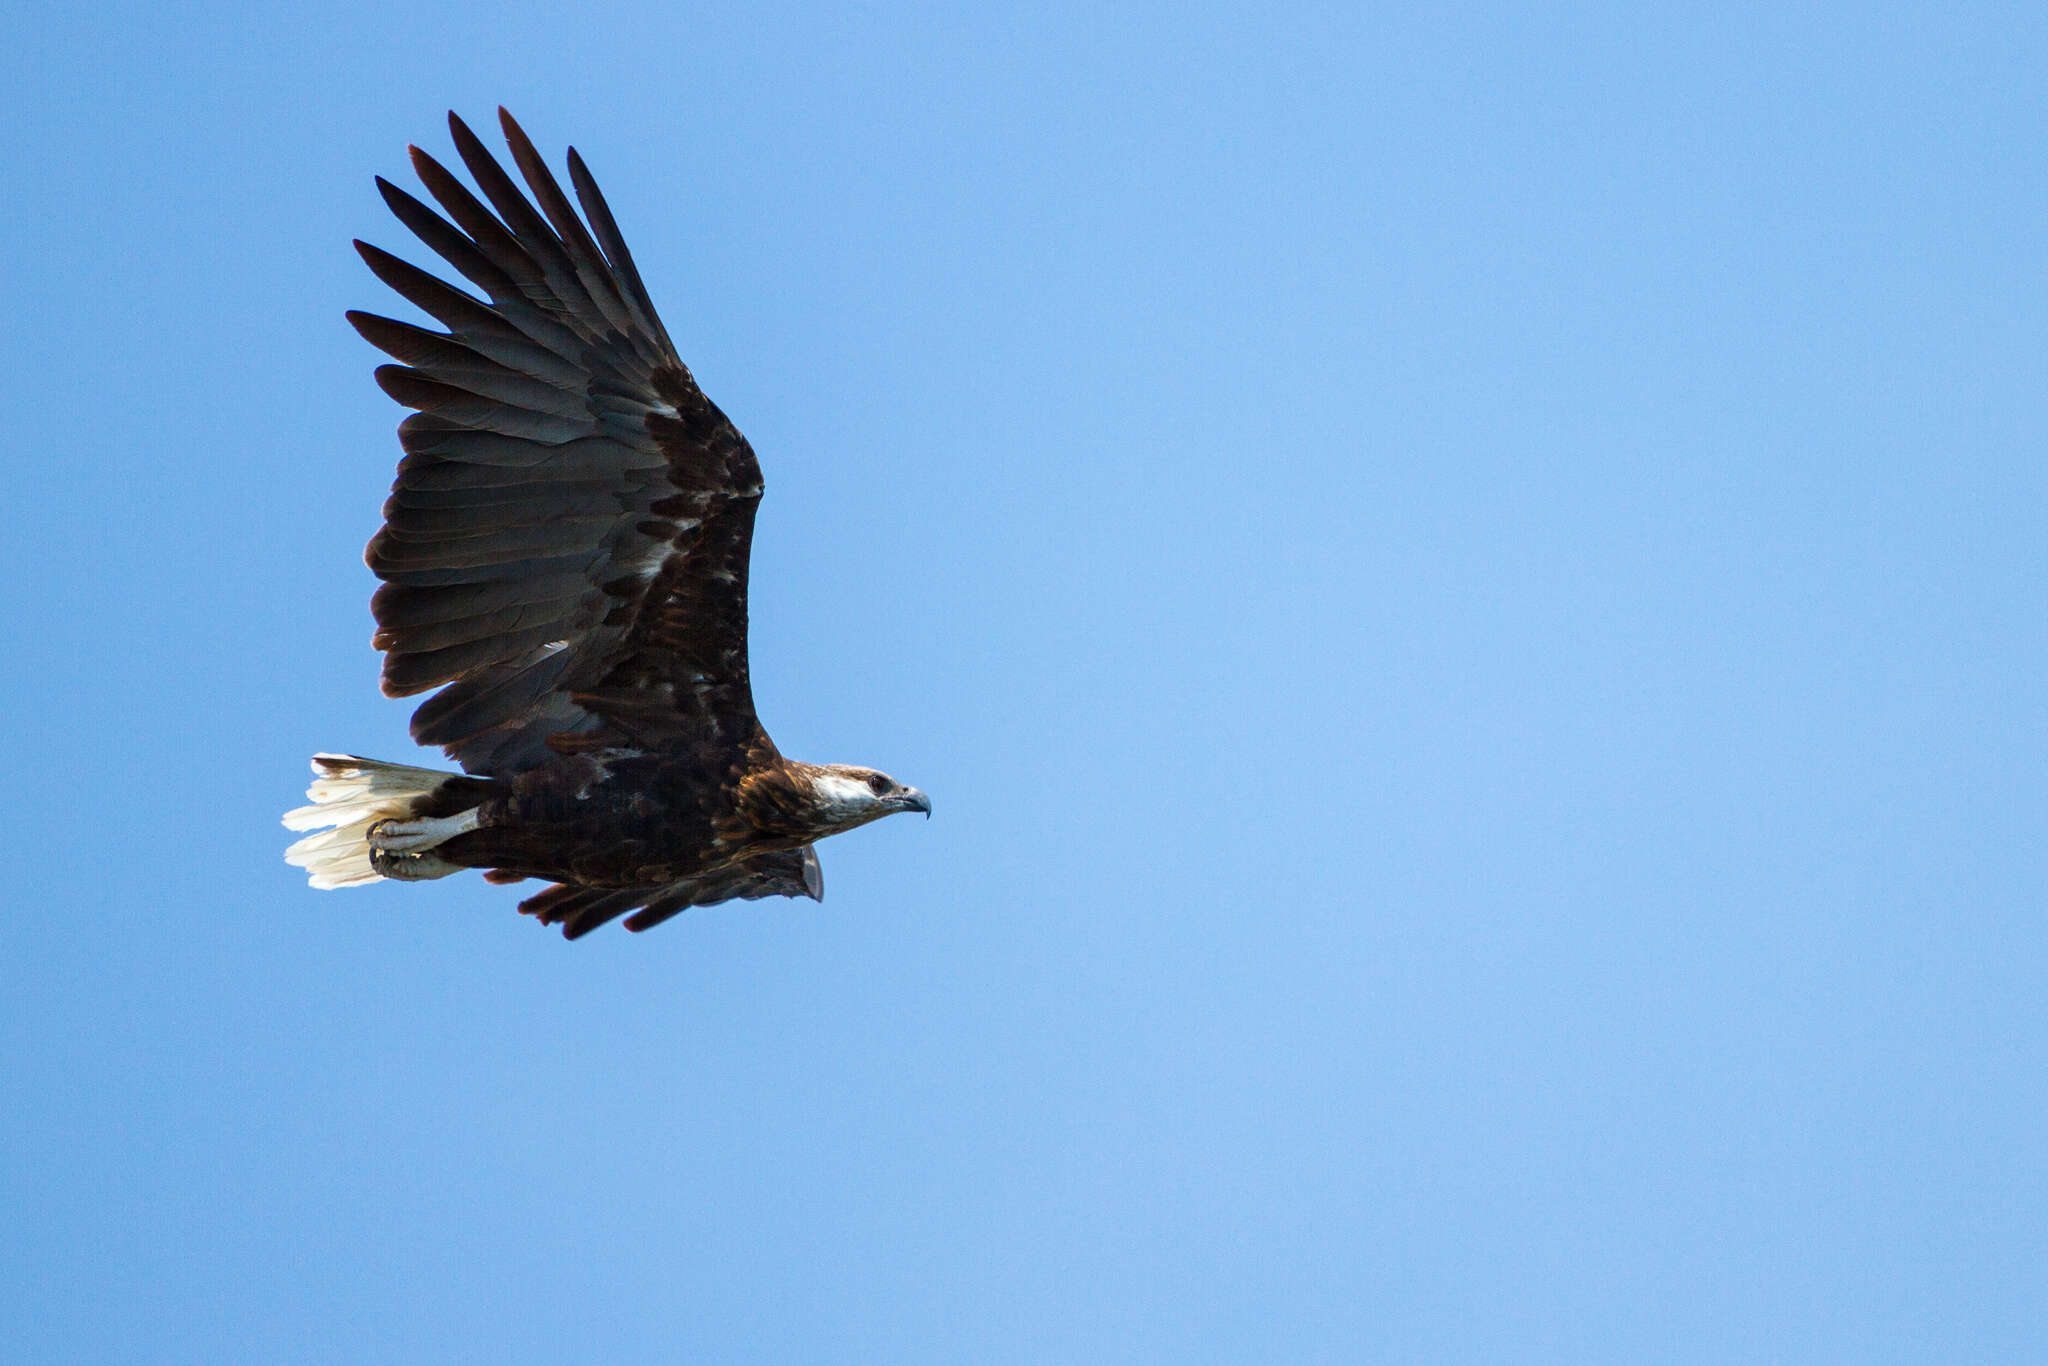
[4,2,2044,1361]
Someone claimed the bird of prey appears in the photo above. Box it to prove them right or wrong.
[284,109,929,939]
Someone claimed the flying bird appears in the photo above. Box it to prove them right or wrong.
[284,109,929,939]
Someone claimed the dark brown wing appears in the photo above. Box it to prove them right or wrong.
[517,846,824,940]
[353,109,766,774]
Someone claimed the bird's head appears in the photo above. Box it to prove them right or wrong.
[805,764,932,835]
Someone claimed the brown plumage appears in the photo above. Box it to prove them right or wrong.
[283,109,928,938]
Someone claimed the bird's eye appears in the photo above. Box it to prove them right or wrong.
[866,773,892,795]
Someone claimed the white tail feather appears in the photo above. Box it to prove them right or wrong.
[283,753,463,890]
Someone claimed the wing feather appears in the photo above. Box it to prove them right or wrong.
[375,174,520,301]
[445,115,602,309]
[492,114,647,345]
[370,551,595,588]
[369,527,604,571]
[347,311,586,402]
[372,576,590,625]
[380,500,620,541]
[377,375,593,441]
[353,240,589,369]
[516,846,824,940]
[566,145,676,355]
[381,625,577,697]
[409,651,578,751]
[372,599,578,655]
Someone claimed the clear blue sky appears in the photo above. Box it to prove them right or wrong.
[4,2,2043,1361]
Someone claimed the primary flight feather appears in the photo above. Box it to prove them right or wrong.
[285,109,929,939]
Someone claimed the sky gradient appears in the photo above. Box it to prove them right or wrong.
[5,3,2045,1361]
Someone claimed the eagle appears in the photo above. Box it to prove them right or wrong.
[284,109,929,939]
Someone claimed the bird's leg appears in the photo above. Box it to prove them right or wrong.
[372,847,464,880]
[366,809,479,881]
[367,809,480,854]
[368,845,463,881]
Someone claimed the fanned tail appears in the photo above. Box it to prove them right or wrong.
[283,753,472,889]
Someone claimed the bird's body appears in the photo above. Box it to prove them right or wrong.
[285,110,927,939]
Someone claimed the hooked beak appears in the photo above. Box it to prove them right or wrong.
[897,787,932,819]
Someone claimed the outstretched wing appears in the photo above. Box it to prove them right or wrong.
[353,108,766,775]
[516,846,824,940]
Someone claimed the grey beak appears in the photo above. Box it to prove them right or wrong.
[899,787,932,818]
